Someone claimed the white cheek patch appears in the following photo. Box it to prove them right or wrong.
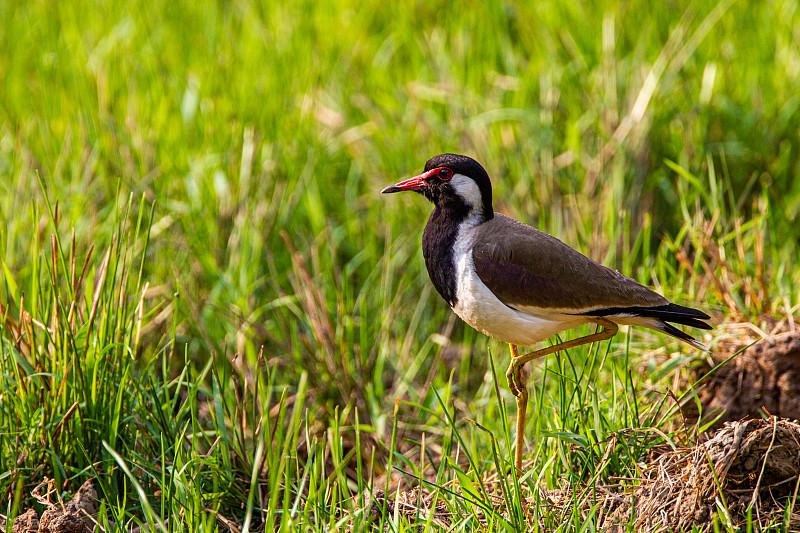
[449,174,483,211]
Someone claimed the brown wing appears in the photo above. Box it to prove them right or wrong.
[471,214,668,312]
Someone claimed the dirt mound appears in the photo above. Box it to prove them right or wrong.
[686,330,800,429]
[364,418,800,532]
[10,480,98,533]
[604,418,800,531]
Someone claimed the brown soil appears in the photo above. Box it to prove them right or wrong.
[684,329,800,429]
[363,418,800,532]
[604,418,800,531]
[10,480,98,533]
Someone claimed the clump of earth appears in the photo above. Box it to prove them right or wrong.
[12,480,97,533]
[684,329,800,429]
[603,417,800,531]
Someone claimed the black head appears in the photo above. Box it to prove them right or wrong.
[381,153,494,221]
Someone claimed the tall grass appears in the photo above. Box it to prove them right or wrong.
[1,0,799,529]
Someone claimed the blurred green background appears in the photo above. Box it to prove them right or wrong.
[3,0,798,363]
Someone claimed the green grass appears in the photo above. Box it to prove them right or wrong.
[1,0,800,530]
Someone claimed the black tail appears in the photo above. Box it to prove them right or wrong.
[580,303,712,350]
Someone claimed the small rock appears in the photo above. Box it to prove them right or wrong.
[11,509,39,533]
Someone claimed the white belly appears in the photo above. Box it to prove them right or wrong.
[451,243,587,346]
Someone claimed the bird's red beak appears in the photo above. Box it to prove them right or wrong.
[381,173,427,194]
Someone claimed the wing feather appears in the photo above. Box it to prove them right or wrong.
[471,214,668,311]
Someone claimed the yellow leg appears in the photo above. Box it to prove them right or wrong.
[509,343,528,472]
[505,317,619,472]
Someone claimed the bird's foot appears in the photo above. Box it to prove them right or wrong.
[505,358,527,398]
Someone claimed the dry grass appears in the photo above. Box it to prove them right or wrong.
[359,418,800,532]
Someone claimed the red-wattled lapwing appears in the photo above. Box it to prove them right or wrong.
[382,153,711,471]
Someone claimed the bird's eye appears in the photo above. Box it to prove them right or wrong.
[438,168,453,180]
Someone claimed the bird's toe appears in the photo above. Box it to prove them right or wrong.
[506,362,527,398]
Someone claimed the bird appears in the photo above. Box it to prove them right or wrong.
[382,153,712,471]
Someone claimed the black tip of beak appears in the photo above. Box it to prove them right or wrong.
[381,185,403,194]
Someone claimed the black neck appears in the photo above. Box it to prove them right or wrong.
[421,201,474,307]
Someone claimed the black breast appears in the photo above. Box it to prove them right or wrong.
[422,206,463,307]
